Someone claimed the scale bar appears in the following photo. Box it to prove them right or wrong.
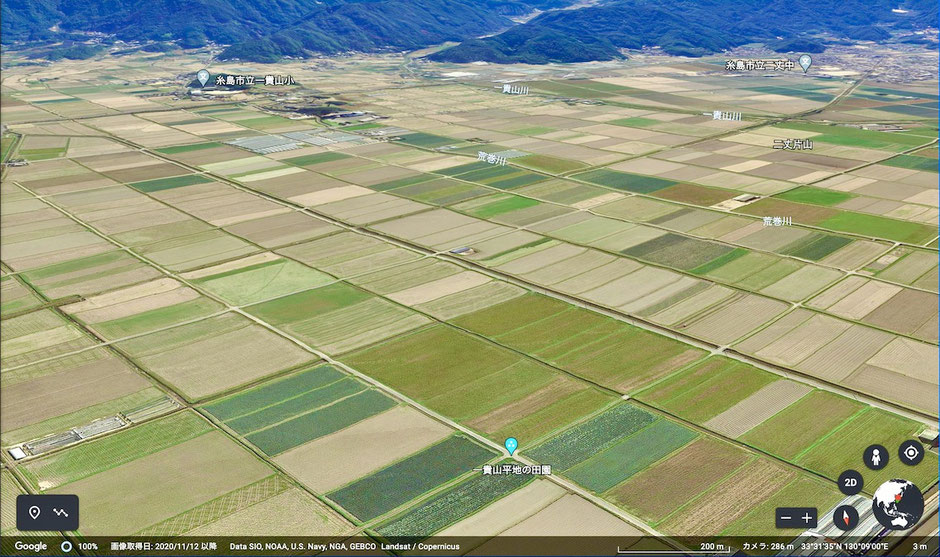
[616,549,733,555]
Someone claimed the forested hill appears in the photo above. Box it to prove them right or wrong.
[430,0,940,64]
[3,0,935,64]
[1,0,567,60]
[218,0,517,62]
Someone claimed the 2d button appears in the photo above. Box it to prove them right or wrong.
[863,444,888,470]
[838,469,864,496]
[898,440,924,466]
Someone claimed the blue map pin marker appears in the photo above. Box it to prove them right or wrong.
[504,437,518,456]
[798,54,812,73]
[196,69,210,87]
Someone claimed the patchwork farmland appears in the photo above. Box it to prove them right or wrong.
[0,44,936,554]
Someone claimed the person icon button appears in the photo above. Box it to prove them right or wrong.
[864,444,889,470]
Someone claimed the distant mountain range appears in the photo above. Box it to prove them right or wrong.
[219,0,519,62]
[430,0,939,63]
[2,0,936,64]
[1,0,564,55]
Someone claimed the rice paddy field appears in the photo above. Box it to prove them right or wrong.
[1,49,936,551]
[343,324,618,444]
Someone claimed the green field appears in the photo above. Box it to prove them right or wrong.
[0,275,43,317]
[342,123,383,131]
[739,390,863,459]
[488,172,549,190]
[742,197,936,244]
[235,115,294,130]
[245,280,428,355]
[690,248,749,275]
[19,412,212,491]
[371,174,434,191]
[436,161,491,176]
[245,283,371,325]
[245,389,397,455]
[493,307,618,356]
[192,257,335,305]
[529,80,620,98]
[20,250,156,298]
[396,132,459,148]
[155,142,222,155]
[749,85,834,102]
[776,186,856,206]
[344,325,518,400]
[774,122,932,151]
[623,234,735,271]
[374,460,532,538]
[870,103,937,118]
[734,259,803,290]
[565,326,700,392]
[328,435,496,521]
[511,126,555,136]
[452,294,703,393]
[343,325,564,424]
[393,180,490,205]
[204,365,345,421]
[490,388,614,444]
[456,164,520,183]
[818,212,937,244]
[526,404,658,471]
[566,418,698,493]
[784,234,853,261]
[855,86,939,101]
[880,154,938,172]
[129,174,213,192]
[282,152,351,167]
[610,117,660,128]
[33,97,80,104]
[20,147,66,160]
[431,359,558,421]
[89,297,223,339]
[451,293,571,336]
[575,169,677,193]
[226,378,365,434]
[1,134,18,162]
[796,407,938,490]
[461,194,541,219]
[636,357,778,424]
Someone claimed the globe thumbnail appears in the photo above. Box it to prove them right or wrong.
[871,479,924,530]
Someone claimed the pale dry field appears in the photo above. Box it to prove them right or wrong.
[274,406,451,492]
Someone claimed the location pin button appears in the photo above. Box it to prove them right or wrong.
[28,506,40,520]
[196,69,210,87]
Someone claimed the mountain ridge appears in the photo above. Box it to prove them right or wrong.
[3,0,936,63]
[430,0,939,64]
